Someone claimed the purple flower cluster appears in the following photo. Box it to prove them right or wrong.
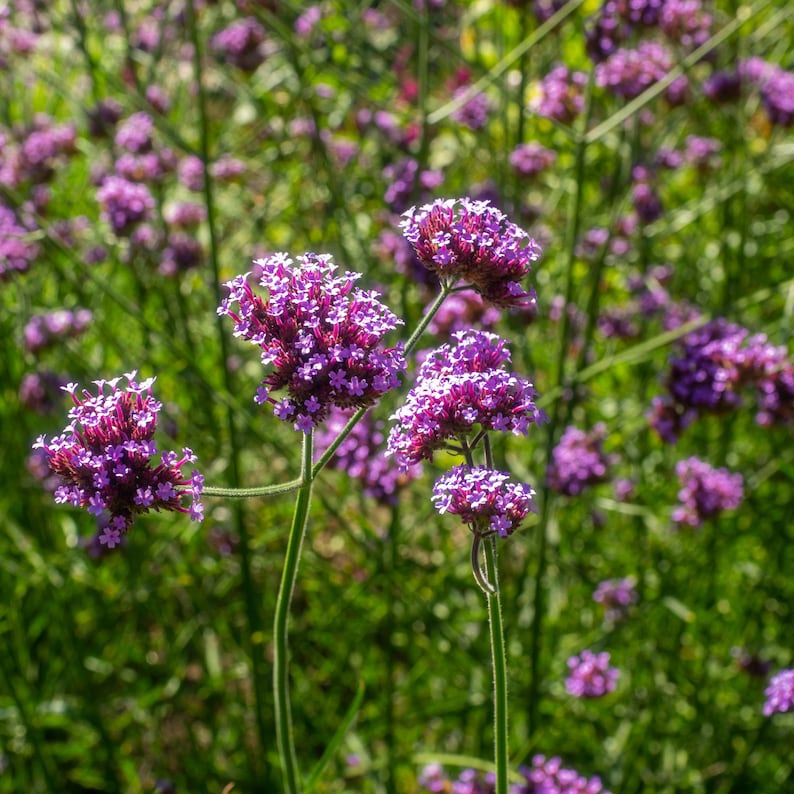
[547,423,612,497]
[418,757,612,794]
[19,371,69,414]
[115,111,154,154]
[509,142,557,179]
[432,464,537,538]
[659,0,712,50]
[23,308,93,354]
[763,669,794,716]
[211,17,267,72]
[383,157,444,212]
[387,330,546,468]
[218,252,405,433]
[672,457,743,528]
[313,407,419,505]
[565,650,620,698]
[32,373,204,548]
[595,42,687,102]
[593,577,638,622]
[529,65,587,124]
[451,87,491,131]
[400,198,542,307]
[649,318,794,442]
[585,0,710,62]
[0,203,40,278]
[97,175,155,236]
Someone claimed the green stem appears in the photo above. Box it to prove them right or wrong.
[484,536,509,794]
[203,479,304,498]
[274,431,315,794]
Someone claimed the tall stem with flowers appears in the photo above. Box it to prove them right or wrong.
[34,198,544,794]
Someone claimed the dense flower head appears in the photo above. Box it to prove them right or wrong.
[763,669,794,716]
[313,407,420,505]
[593,577,638,622]
[387,330,547,468]
[529,64,587,123]
[432,464,536,537]
[400,198,541,308]
[18,121,76,182]
[672,457,743,528]
[566,649,620,698]
[32,372,204,548]
[218,252,405,432]
[547,423,612,496]
[97,175,155,235]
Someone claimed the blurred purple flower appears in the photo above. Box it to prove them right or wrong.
[565,649,620,698]
[672,457,743,528]
[547,423,612,496]
[764,669,794,716]
[211,17,267,72]
[509,142,557,178]
[313,407,420,505]
[529,64,587,123]
[593,577,638,621]
[97,175,155,235]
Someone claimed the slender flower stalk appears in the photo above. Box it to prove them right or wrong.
[273,430,314,794]
[484,536,509,794]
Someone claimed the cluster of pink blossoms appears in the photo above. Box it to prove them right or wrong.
[32,373,204,549]
[432,465,537,538]
[387,330,547,468]
[218,252,406,433]
[400,198,542,307]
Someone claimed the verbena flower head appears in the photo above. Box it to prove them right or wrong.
[672,457,743,528]
[32,373,204,549]
[218,252,405,433]
[547,423,612,496]
[387,330,547,468]
[763,669,794,716]
[565,649,620,698]
[399,198,541,308]
[432,464,536,538]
